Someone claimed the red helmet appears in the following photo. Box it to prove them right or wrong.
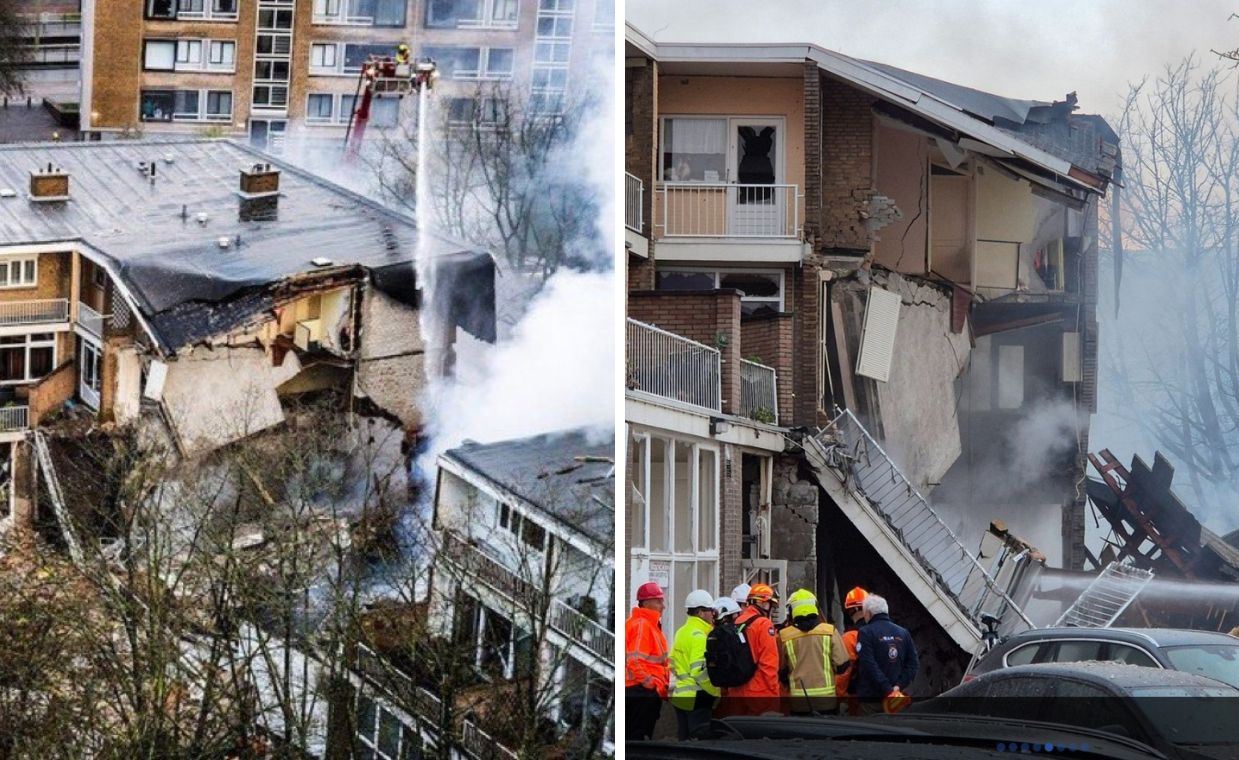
[636,581,664,601]
[844,586,869,610]
[748,583,778,605]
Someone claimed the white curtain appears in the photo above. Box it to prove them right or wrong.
[667,118,726,154]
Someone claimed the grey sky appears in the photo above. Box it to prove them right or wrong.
[627,0,1239,117]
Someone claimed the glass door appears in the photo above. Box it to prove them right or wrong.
[79,338,101,410]
[728,118,783,236]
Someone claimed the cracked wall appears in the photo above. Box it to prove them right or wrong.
[771,455,819,595]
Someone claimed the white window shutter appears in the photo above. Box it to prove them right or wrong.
[1061,332,1082,382]
[144,360,168,401]
[856,287,901,383]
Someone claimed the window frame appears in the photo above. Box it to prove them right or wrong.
[139,89,177,122]
[142,39,177,71]
[174,38,203,68]
[0,332,57,385]
[305,93,335,123]
[204,90,233,121]
[206,39,236,70]
[427,0,519,29]
[656,267,786,316]
[309,42,341,73]
[0,257,38,290]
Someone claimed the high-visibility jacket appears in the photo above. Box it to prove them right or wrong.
[625,606,669,698]
[836,627,860,696]
[669,615,719,709]
[721,606,781,711]
[779,618,850,713]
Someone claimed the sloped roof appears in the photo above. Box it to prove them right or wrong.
[443,428,614,547]
[0,139,484,352]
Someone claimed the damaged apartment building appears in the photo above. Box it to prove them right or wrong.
[0,138,495,531]
[624,25,1119,688]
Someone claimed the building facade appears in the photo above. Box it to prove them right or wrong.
[78,0,612,149]
[624,25,1118,683]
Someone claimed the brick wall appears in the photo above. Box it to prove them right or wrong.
[625,57,658,294]
[628,290,741,416]
[27,359,76,425]
[0,250,71,304]
[740,314,794,426]
[356,285,425,428]
[819,76,875,252]
[720,442,743,588]
[803,62,822,244]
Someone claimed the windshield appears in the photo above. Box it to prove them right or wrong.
[1161,644,1239,689]
[1129,687,1239,745]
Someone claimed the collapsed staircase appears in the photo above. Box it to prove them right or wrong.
[32,429,85,566]
[1054,561,1153,628]
[802,408,1035,651]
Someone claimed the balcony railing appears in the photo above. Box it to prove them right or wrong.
[441,532,614,664]
[739,358,778,423]
[658,182,800,239]
[625,172,643,233]
[0,298,68,327]
[77,301,104,338]
[0,405,29,433]
[626,318,720,411]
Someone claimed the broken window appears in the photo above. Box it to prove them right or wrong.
[142,40,175,71]
[479,606,513,677]
[452,591,480,647]
[656,268,785,317]
[661,118,726,182]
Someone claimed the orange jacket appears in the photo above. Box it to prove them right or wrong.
[722,607,781,701]
[836,628,860,695]
[625,606,670,697]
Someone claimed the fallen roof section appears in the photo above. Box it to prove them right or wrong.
[441,428,614,548]
[0,139,493,352]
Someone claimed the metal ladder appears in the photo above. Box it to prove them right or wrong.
[31,430,84,566]
[1054,561,1153,628]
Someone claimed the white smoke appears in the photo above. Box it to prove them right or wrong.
[1004,400,1080,491]
[418,269,615,469]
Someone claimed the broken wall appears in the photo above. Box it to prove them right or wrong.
[355,285,425,429]
[873,123,928,273]
[770,455,819,594]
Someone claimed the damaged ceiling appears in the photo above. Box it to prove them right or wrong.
[0,139,494,352]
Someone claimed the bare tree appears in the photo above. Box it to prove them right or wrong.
[0,0,27,96]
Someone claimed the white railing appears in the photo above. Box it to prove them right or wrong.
[22,44,80,65]
[625,172,643,233]
[0,405,28,432]
[77,302,104,338]
[739,359,778,423]
[659,182,800,239]
[462,720,519,760]
[548,597,613,664]
[0,298,68,326]
[626,318,721,411]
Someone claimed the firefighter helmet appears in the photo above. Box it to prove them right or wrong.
[787,588,819,618]
[748,583,779,605]
[844,586,869,610]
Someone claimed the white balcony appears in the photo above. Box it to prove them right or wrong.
[626,318,720,412]
[739,358,778,424]
[77,301,104,339]
[0,405,29,433]
[654,182,806,264]
[625,172,644,233]
[0,298,68,328]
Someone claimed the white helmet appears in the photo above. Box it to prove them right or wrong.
[684,589,714,610]
[713,596,741,619]
[731,583,751,603]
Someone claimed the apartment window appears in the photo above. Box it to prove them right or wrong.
[252,85,289,108]
[593,0,612,30]
[309,42,338,71]
[256,33,292,56]
[175,39,203,66]
[446,96,500,125]
[370,97,399,128]
[306,93,334,122]
[484,48,514,78]
[531,66,567,92]
[207,40,235,68]
[178,0,204,15]
[0,258,36,289]
[342,43,393,73]
[422,46,480,79]
[536,14,572,37]
[533,40,570,64]
[143,40,176,70]
[496,502,547,552]
[258,7,294,28]
[173,90,200,118]
[354,693,420,760]
[254,60,290,81]
[139,90,175,121]
[657,268,785,318]
[205,90,232,119]
[363,0,407,27]
[145,0,176,18]
[313,0,340,15]
[338,95,357,123]
[427,0,517,28]
[660,117,727,182]
[538,0,571,10]
[211,0,238,14]
[0,333,55,384]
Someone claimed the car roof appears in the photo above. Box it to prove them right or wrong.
[1006,627,1239,647]
[997,661,1239,689]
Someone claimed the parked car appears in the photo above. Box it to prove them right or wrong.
[969,627,1239,689]
[908,661,1239,759]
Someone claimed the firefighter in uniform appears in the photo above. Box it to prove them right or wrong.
[778,589,851,715]
[669,589,719,740]
[625,581,670,740]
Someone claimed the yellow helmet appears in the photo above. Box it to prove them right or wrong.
[787,588,819,618]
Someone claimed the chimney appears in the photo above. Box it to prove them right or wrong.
[30,163,69,202]
[239,162,279,196]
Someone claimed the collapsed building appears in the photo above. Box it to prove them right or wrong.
[624,25,1119,692]
[0,138,495,530]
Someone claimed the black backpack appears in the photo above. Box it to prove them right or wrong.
[705,619,758,688]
